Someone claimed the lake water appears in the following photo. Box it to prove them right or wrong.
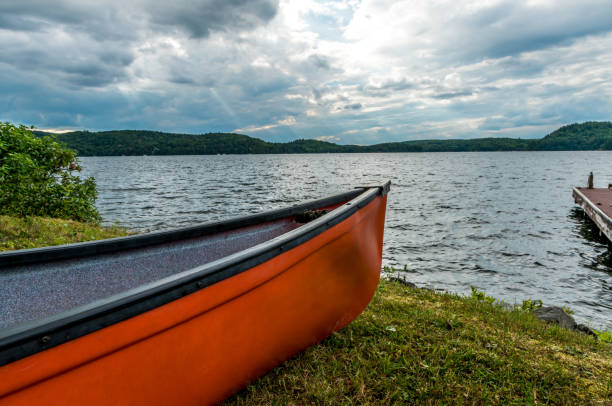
[80,152,612,329]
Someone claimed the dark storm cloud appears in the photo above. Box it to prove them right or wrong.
[0,0,280,90]
[234,66,294,98]
[0,14,42,32]
[0,1,94,29]
[150,0,279,38]
[0,1,139,41]
[491,57,546,79]
[308,54,331,70]
[0,65,250,132]
[362,78,415,97]
[0,0,279,38]
[443,0,612,62]
[432,90,472,100]
[0,30,134,88]
[169,76,197,85]
[0,68,131,126]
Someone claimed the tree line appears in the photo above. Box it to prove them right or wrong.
[34,121,612,156]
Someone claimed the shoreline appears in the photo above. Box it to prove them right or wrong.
[226,278,611,404]
[0,215,130,252]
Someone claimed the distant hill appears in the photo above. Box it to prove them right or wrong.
[535,121,612,150]
[34,121,612,156]
[31,130,363,156]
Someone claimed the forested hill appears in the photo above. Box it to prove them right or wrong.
[37,130,361,156]
[35,121,612,156]
[535,121,612,150]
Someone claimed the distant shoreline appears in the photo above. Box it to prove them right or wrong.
[36,121,612,156]
[76,150,612,158]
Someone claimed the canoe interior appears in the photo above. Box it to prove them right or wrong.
[0,217,309,331]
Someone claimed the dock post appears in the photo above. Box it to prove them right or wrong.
[588,172,593,189]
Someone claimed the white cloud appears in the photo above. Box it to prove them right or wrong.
[235,116,297,133]
[315,135,340,142]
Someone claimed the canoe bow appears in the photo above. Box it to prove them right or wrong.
[0,182,390,405]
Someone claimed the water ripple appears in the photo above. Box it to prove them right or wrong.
[80,152,612,329]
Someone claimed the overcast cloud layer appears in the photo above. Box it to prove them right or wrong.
[1,0,611,143]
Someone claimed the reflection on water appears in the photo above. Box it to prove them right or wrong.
[568,208,612,273]
[80,151,612,329]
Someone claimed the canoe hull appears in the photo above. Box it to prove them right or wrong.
[0,194,387,405]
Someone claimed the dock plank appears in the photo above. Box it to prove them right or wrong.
[573,187,612,243]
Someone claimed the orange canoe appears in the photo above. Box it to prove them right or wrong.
[0,182,389,405]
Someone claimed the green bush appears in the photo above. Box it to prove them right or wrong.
[0,123,100,222]
[520,298,543,312]
[595,329,612,343]
[470,286,496,304]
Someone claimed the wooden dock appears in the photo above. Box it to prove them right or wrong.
[573,187,612,243]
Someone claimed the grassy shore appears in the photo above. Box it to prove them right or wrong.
[226,280,612,405]
[0,215,129,251]
[1,216,610,404]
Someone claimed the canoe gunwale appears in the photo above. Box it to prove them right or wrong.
[0,189,364,268]
[0,182,390,366]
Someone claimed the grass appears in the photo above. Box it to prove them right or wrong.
[226,279,612,405]
[0,215,130,251]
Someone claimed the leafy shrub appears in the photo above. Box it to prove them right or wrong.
[0,123,100,222]
[470,286,496,304]
[520,298,543,312]
[592,329,612,344]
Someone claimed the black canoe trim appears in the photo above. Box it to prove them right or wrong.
[1,189,365,268]
[0,181,390,366]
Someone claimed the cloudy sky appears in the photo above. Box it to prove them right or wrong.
[1,0,611,144]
